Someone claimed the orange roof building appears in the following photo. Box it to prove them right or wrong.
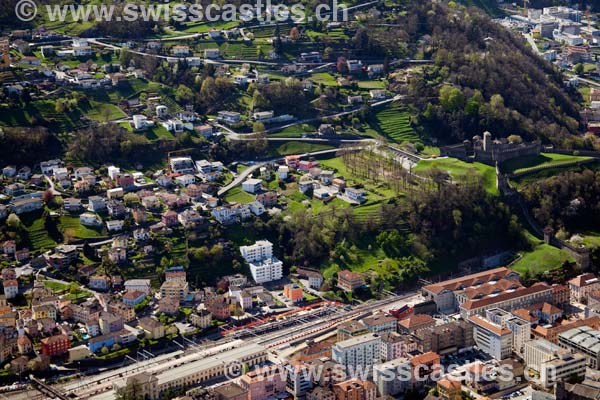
[398,314,436,334]
[437,378,462,400]
[422,267,520,312]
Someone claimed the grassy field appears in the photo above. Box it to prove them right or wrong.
[510,243,575,276]
[224,187,256,204]
[319,236,416,291]
[414,158,498,194]
[85,101,126,122]
[270,123,319,138]
[356,80,386,90]
[44,280,91,300]
[500,153,594,175]
[59,216,105,239]
[164,20,240,36]
[369,105,419,144]
[145,125,175,141]
[267,142,335,157]
[311,73,338,86]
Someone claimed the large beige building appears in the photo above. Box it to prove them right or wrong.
[558,326,600,369]
[460,283,554,319]
[114,343,267,399]
[422,267,521,312]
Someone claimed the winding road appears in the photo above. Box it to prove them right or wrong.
[217,145,369,196]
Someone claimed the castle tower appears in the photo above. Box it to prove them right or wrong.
[483,131,492,152]
[543,226,554,245]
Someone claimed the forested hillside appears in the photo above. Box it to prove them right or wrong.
[357,0,582,147]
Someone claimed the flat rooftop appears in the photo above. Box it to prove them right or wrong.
[156,342,265,386]
[334,333,380,349]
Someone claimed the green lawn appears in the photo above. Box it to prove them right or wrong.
[1,96,125,130]
[267,142,335,157]
[270,123,319,138]
[145,125,175,141]
[414,158,498,194]
[458,0,503,16]
[43,281,91,299]
[510,243,575,276]
[224,186,256,204]
[356,80,386,90]
[319,236,417,291]
[85,101,126,122]
[500,153,593,175]
[59,216,105,239]
[311,73,338,86]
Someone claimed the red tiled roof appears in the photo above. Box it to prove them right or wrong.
[411,351,440,366]
[512,308,538,322]
[468,315,511,336]
[461,282,551,311]
[423,267,518,295]
[438,378,461,390]
[41,334,68,345]
[462,278,523,300]
[338,270,363,281]
[569,273,599,288]
[123,290,144,300]
[399,314,435,329]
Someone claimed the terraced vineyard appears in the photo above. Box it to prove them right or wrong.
[22,213,57,252]
[370,105,420,144]
[250,25,292,38]
[196,41,272,61]
[33,100,86,132]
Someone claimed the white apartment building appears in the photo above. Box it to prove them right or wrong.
[285,363,313,399]
[248,259,283,284]
[487,308,532,355]
[469,315,513,360]
[242,178,263,194]
[332,333,382,377]
[524,339,586,388]
[240,240,275,262]
[240,240,283,284]
[506,317,531,355]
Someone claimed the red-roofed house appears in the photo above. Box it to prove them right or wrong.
[122,290,146,307]
[41,334,70,356]
[398,314,436,334]
[569,273,600,302]
[410,352,441,387]
[337,270,364,292]
[3,280,18,299]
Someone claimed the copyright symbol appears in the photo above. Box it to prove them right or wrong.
[15,0,38,21]
[224,361,243,380]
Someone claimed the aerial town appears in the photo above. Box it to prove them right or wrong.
[1,0,600,399]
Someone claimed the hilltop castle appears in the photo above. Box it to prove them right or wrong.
[441,131,542,165]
